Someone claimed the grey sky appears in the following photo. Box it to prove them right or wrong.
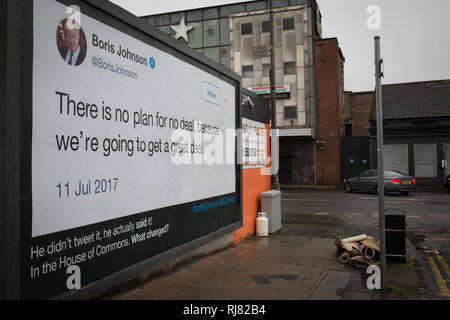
[109,0,450,92]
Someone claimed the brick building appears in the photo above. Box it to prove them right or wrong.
[351,92,374,136]
[314,38,345,185]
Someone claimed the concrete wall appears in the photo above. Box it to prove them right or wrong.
[230,6,309,128]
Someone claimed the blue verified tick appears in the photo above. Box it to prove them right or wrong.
[149,57,156,69]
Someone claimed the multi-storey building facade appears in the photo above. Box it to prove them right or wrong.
[142,1,343,185]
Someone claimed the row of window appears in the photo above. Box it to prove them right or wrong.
[241,17,295,35]
[242,62,296,78]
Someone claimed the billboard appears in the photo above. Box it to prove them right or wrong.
[19,0,241,299]
[242,118,267,170]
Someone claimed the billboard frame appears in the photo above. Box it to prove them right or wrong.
[1,0,243,299]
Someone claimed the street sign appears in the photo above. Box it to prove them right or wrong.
[253,45,270,59]
[249,85,290,95]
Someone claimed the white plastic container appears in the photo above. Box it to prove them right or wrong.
[256,212,269,237]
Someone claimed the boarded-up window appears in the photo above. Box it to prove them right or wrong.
[262,20,270,33]
[242,65,254,78]
[263,64,271,77]
[283,18,295,30]
[284,61,296,75]
[284,106,297,119]
[241,23,253,35]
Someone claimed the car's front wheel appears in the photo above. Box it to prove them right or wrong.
[344,182,353,193]
[374,184,388,195]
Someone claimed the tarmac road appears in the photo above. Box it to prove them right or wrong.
[282,189,450,298]
[107,189,449,300]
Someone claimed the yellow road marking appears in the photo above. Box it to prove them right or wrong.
[427,256,450,297]
[436,255,450,278]
[430,247,450,278]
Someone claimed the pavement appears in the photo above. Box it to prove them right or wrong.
[104,189,450,300]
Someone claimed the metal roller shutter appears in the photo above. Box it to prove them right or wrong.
[414,143,437,177]
[383,144,409,175]
[444,143,450,176]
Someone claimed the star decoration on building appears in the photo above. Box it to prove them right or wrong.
[170,17,193,42]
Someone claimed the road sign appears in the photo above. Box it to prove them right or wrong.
[253,45,270,59]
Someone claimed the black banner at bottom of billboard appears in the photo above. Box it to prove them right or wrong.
[21,193,239,299]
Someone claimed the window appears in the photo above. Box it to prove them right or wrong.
[241,23,253,35]
[359,170,371,178]
[262,20,270,33]
[188,22,203,49]
[242,65,254,78]
[284,106,297,119]
[369,170,379,177]
[283,18,295,30]
[204,19,220,47]
[220,46,230,68]
[204,47,220,65]
[284,61,296,75]
[220,18,230,45]
[263,64,271,77]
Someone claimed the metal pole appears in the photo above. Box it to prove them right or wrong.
[270,0,280,190]
[375,36,387,290]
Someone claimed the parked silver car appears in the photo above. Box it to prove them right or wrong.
[344,170,416,196]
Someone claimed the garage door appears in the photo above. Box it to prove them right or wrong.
[414,143,437,177]
[383,144,409,175]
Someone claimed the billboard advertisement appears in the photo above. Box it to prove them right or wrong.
[21,0,241,299]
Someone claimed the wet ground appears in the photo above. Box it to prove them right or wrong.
[106,189,449,300]
[282,189,450,298]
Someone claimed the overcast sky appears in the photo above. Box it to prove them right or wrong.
[109,0,450,92]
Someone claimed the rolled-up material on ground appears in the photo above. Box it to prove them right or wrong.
[361,236,380,252]
[344,242,360,255]
[335,239,360,254]
[341,234,367,243]
[338,252,351,264]
[350,256,369,269]
[361,245,376,260]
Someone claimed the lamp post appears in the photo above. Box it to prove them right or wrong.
[375,36,387,290]
[270,0,280,190]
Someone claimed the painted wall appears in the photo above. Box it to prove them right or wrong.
[235,123,271,243]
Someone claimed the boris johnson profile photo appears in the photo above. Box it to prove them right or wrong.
[57,19,87,66]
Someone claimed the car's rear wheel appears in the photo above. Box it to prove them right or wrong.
[344,182,353,193]
[401,191,410,196]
